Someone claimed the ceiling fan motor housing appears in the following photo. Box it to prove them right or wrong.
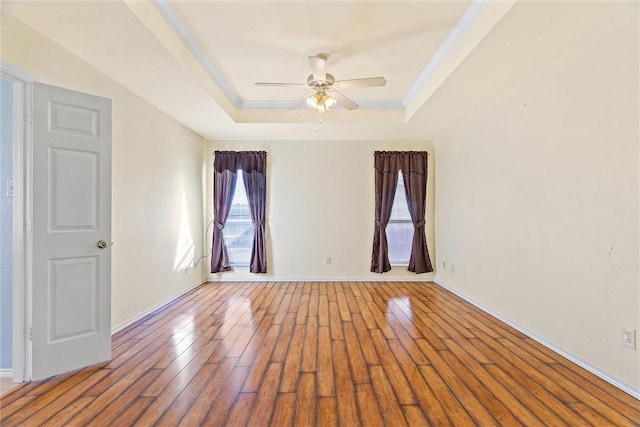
[307,73,335,91]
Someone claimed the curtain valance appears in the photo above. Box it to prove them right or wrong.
[214,151,266,173]
[374,151,428,174]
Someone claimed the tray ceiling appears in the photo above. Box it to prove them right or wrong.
[2,0,636,140]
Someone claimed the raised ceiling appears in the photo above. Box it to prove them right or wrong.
[2,1,636,141]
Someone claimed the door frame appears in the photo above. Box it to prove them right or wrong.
[1,61,37,383]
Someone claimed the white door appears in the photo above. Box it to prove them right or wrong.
[31,82,111,381]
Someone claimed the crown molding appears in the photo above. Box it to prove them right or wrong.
[149,0,456,112]
[403,0,488,107]
[151,0,241,107]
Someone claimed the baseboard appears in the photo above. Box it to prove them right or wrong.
[207,276,435,282]
[434,278,640,400]
[0,369,13,378]
[111,280,207,335]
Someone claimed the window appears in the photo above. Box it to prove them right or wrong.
[387,172,412,265]
[223,172,253,266]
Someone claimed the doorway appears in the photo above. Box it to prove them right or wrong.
[1,63,113,385]
[1,61,36,385]
[1,78,14,380]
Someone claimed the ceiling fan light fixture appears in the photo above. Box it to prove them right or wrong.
[306,93,320,110]
[306,93,336,113]
[323,95,337,110]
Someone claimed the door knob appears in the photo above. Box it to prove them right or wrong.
[97,240,108,249]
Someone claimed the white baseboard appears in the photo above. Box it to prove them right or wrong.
[434,278,640,400]
[0,369,13,378]
[207,276,434,282]
[111,280,207,335]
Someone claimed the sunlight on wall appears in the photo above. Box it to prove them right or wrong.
[173,191,195,272]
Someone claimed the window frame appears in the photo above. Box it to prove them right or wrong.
[387,171,413,266]
[222,171,253,268]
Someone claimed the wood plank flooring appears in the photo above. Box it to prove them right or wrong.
[1,281,638,426]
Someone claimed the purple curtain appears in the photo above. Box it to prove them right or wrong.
[210,168,237,273]
[371,155,399,273]
[211,151,267,274]
[402,154,433,274]
[242,167,267,273]
[371,151,433,274]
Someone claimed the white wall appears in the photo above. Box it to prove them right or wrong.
[435,9,639,392]
[207,139,436,281]
[1,12,207,328]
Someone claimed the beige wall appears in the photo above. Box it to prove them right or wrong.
[207,139,436,281]
[1,12,207,328]
[434,10,639,391]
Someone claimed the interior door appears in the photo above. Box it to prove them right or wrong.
[31,82,111,381]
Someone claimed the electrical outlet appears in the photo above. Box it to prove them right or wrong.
[325,257,331,266]
[442,260,446,269]
[450,264,455,273]
[623,329,636,349]
[6,179,13,197]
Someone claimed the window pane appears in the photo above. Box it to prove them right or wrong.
[223,172,253,266]
[388,172,412,265]
[388,222,412,265]
[390,173,411,220]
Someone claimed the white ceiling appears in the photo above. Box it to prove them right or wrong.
[2,0,636,141]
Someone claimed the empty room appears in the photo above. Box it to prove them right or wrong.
[0,0,638,425]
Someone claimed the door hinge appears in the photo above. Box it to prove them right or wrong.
[27,217,33,233]
[29,327,33,341]
[27,107,33,125]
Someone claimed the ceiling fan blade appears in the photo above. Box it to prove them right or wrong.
[333,77,387,89]
[308,55,326,82]
[330,91,358,111]
[255,82,307,87]
[289,92,315,110]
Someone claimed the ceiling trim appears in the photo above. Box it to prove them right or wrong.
[151,0,241,107]
[146,0,514,120]
[403,0,518,120]
[240,99,405,110]
[150,0,438,112]
[240,100,296,110]
[352,100,405,110]
[402,0,488,107]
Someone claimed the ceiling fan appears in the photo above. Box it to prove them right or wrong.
[255,54,386,112]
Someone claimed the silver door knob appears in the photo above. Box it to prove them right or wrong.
[97,240,108,249]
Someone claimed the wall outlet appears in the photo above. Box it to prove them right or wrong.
[442,260,446,269]
[6,179,13,197]
[325,256,331,266]
[450,264,455,273]
[623,329,636,349]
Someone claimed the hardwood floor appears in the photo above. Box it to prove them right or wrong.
[1,281,638,426]
[0,378,19,397]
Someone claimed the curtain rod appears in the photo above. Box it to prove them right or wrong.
[212,150,267,155]
[373,151,430,156]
